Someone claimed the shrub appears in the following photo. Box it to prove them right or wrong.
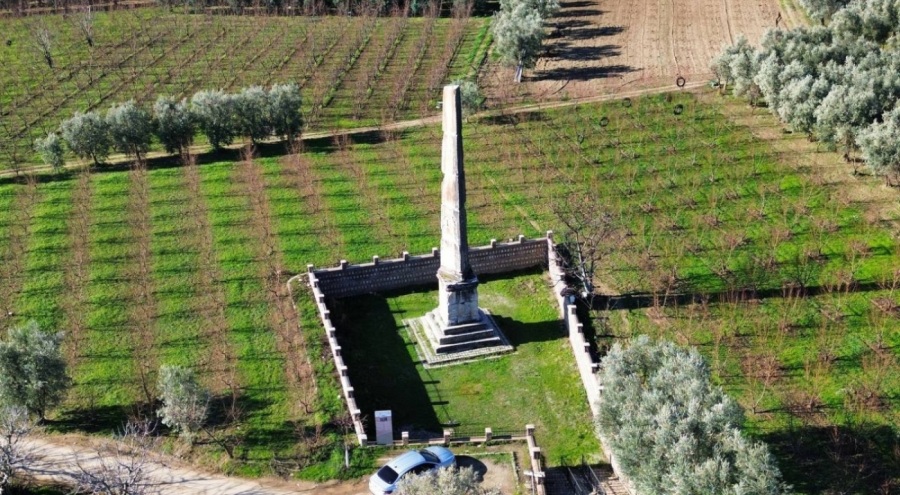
[451,79,485,114]
[0,321,69,420]
[60,111,112,165]
[153,95,195,155]
[157,365,209,441]
[396,466,501,495]
[35,132,64,171]
[596,336,789,495]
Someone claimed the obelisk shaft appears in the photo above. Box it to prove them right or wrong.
[437,85,480,325]
[439,85,473,281]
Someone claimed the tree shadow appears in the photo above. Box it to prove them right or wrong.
[546,43,622,61]
[456,455,489,479]
[553,8,605,17]
[761,424,900,494]
[559,0,598,7]
[532,63,637,82]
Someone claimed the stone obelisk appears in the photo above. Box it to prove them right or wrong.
[406,85,512,365]
[436,85,480,327]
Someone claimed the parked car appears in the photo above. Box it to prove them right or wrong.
[368,446,456,494]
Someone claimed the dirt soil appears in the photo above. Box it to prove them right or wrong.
[483,0,797,102]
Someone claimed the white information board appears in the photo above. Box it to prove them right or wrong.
[374,410,393,445]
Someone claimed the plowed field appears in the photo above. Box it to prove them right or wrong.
[484,0,800,100]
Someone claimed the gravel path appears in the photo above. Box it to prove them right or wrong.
[23,436,370,495]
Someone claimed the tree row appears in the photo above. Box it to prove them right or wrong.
[713,0,900,177]
[35,83,303,169]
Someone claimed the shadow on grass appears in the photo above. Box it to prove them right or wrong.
[328,268,567,439]
[761,424,900,494]
[329,294,443,439]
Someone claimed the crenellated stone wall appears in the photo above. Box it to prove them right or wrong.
[308,235,549,298]
[547,238,636,495]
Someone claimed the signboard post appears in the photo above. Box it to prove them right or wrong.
[375,410,393,445]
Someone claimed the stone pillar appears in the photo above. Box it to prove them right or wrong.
[437,84,480,326]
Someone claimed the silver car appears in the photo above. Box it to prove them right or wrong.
[368,446,456,494]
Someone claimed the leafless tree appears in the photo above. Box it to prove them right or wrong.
[551,190,614,303]
[0,406,37,492]
[74,7,95,47]
[71,420,161,495]
[31,25,54,69]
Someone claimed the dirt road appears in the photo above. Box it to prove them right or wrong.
[23,437,515,495]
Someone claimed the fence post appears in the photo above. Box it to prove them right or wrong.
[484,427,492,443]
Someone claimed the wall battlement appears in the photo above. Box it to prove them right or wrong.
[309,235,549,298]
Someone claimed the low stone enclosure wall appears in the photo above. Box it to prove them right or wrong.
[302,232,630,492]
[309,235,548,298]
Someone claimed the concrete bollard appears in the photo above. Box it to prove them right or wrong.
[340,260,348,269]
[443,429,451,444]
[485,427,493,442]
[402,431,409,446]
[402,251,410,261]
[526,424,535,436]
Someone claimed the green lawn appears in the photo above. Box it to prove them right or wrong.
[329,271,601,466]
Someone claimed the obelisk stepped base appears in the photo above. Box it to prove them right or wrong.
[405,309,513,367]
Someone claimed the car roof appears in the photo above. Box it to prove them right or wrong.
[387,450,428,473]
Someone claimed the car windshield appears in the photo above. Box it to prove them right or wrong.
[419,450,440,464]
[377,465,400,484]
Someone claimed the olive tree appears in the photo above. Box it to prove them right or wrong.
[0,405,36,492]
[0,321,69,421]
[191,90,236,149]
[60,111,112,166]
[396,466,501,495]
[524,0,559,18]
[153,96,195,155]
[233,86,272,143]
[798,0,850,23]
[491,0,546,83]
[267,82,303,143]
[156,365,209,442]
[856,103,900,174]
[451,79,485,115]
[35,132,65,171]
[596,336,789,495]
[106,101,153,161]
